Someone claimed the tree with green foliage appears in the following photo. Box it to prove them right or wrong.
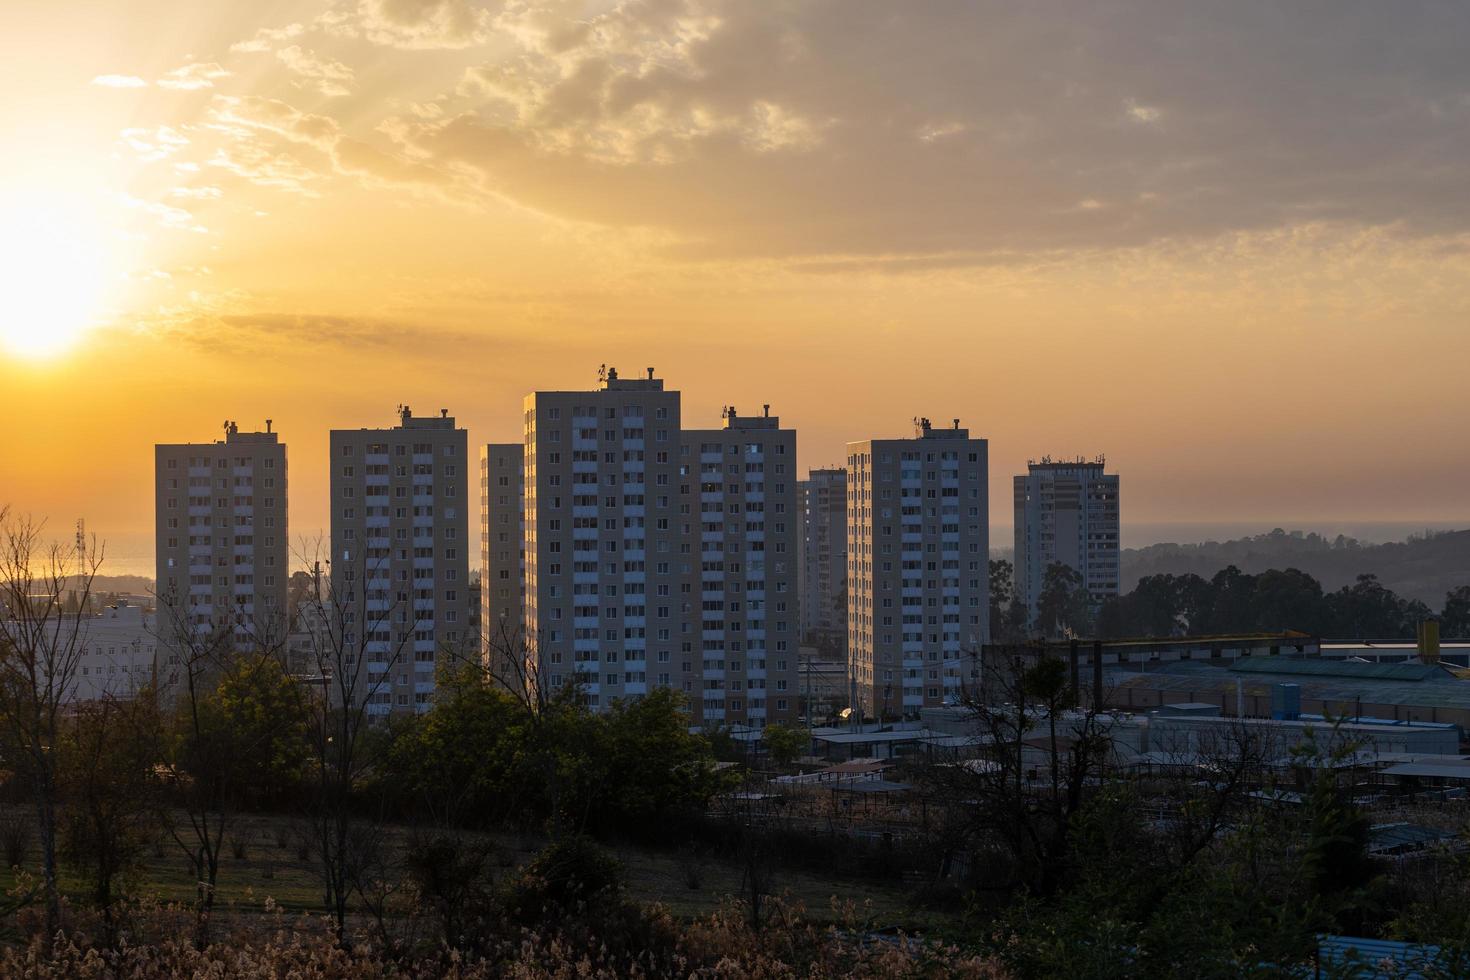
[381,664,522,826]
[1330,573,1431,638]
[762,723,806,770]
[591,688,729,836]
[1441,585,1470,638]
[1035,562,1092,638]
[988,559,1028,641]
[213,653,310,805]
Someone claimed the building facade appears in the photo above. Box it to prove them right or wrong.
[847,419,988,719]
[480,442,524,678]
[329,407,469,716]
[76,603,159,700]
[682,405,799,727]
[154,421,288,650]
[1013,458,1120,623]
[523,368,684,712]
[800,467,847,651]
[519,367,798,725]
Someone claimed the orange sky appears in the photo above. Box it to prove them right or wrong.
[2,0,1468,576]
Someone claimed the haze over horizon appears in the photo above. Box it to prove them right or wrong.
[3,0,1469,552]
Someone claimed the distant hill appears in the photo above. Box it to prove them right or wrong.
[62,574,154,597]
[1122,528,1470,607]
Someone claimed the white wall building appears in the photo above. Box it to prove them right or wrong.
[800,467,847,648]
[480,442,525,678]
[847,418,988,719]
[330,406,470,716]
[681,405,799,727]
[154,421,288,651]
[76,604,160,700]
[1013,458,1120,623]
[517,367,798,726]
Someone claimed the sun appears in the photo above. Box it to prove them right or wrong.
[0,192,110,359]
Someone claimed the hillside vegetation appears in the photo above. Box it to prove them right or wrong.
[1123,528,1470,606]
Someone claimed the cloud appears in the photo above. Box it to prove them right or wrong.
[230,22,306,53]
[205,95,460,198]
[154,311,480,356]
[207,142,324,197]
[119,126,191,162]
[361,0,1470,260]
[276,46,356,97]
[169,186,224,200]
[92,74,148,88]
[158,62,232,91]
[212,96,341,149]
[119,193,207,233]
[328,0,492,49]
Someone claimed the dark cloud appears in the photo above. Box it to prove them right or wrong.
[376,0,1470,258]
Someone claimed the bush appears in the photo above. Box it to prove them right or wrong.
[0,811,31,869]
[501,836,625,926]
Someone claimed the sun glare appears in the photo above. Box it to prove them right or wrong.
[0,193,109,359]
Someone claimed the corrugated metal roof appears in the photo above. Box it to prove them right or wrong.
[1368,823,1459,853]
[1381,761,1470,780]
[1317,934,1447,978]
[1106,662,1470,713]
[1231,657,1451,683]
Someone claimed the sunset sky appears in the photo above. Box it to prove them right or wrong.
[2,0,1468,576]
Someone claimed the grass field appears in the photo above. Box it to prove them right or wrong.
[0,807,958,936]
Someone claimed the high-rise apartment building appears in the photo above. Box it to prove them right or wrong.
[523,368,683,712]
[480,442,524,676]
[329,406,469,716]
[800,467,847,651]
[846,418,988,719]
[1014,457,1120,623]
[518,367,798,725]
[682,405,799,727]
[154,421,288,650]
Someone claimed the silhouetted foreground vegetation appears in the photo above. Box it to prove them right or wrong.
[9,510,1470,977]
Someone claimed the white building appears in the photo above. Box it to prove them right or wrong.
[480,442,525,678]
[1013,458,1120,623]
[800,467,847,651]
[0,604,160,703]
[847,418,988,719]
[517,367,798,725]
[681,405,799,727]
[75,604,160,700]
[154,421,288,651]
[330,406,470,716]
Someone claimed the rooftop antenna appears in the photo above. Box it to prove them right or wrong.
[598,364,608,384]
[76,518,85,564]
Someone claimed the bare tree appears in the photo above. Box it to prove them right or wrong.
[151,577,290,947]
[924,647,1116,897]
[0,509,102,949]
[293,536,425,943]
[58,691,159,948]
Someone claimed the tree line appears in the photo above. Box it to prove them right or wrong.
[992,557,1470,640]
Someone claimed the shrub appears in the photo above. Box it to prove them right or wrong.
[500,835,624,926]
[0,811,31,869]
